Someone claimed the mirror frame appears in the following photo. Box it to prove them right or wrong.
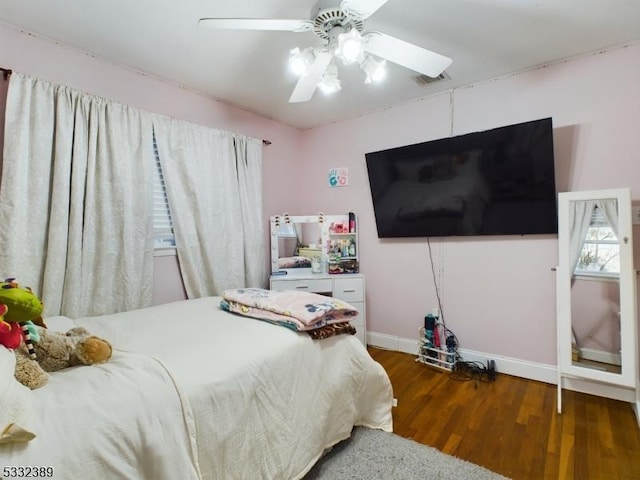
[269,213,351,273]
[269,213,324,274]
[557,188,638,389]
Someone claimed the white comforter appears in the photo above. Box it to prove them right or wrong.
[1,349,201,479]
[3,297,393,480]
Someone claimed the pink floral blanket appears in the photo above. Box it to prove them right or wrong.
[221,288,358,332]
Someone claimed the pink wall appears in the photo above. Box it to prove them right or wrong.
[2,22,639,369]
[571,279,620,354]
[299,43,640,365]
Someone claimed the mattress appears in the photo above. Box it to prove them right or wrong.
[1,296,393,480]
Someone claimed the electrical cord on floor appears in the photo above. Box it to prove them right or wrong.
[449,360,496,387]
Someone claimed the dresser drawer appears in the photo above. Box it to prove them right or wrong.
[333,277,364,303]
[270,278,333,295]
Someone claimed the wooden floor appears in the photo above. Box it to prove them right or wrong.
[368,347,640,480]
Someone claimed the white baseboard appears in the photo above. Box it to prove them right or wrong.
[367,331,637,406]
[579,347,621,366]
[367,331,556,383]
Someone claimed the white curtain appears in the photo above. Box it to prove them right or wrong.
[0,73,155,317]
[568,200,597,275]
[595,198,618,238]
[153,116,265,297]
[233,135,266,288]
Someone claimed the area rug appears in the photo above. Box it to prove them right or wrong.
[304,427,510,480]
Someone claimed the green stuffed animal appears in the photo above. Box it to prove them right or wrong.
[0,278,45,355]
[0,278,45,324]
[0,278,47,388]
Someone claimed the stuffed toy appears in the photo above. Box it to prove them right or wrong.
[0,278,113,389]
[0,278,46,360]
[14,325,113,389]
[0,279,45,325]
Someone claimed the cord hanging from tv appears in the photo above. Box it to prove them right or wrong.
[365,117,558,238]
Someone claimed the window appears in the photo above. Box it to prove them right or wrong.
[152,131,176,251]
[574,206,619,277]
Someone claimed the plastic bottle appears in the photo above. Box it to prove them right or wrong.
[348,212,356,233]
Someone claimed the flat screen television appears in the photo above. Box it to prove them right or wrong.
[365,117,558,238]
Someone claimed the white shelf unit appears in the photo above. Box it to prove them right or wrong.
[416,326,457,372]
[325,214,359,273]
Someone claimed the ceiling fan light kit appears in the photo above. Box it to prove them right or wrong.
[289,47,315,76]
[318,64,342,94]
[335,28,365,64]
[199,0,452,103]
[362,55,386,83]
[288,26,383,95]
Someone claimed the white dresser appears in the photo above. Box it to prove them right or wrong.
[269,271,366,347]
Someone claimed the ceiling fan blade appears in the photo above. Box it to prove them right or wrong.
[341,0,389,21]
[289,51,333,103]
[198,18,313,32]
[363,31,452,78]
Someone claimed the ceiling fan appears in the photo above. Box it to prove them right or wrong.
[198,0,452,103]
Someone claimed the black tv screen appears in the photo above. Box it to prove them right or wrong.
[365,117,558,238]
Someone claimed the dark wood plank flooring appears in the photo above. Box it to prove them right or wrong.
[368,347,640,480]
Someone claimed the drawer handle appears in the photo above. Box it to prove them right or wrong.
[296,285,309,289]
[342,289,356,293]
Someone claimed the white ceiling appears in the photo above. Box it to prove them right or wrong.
[1,0,639,130]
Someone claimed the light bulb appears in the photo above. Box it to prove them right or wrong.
[361,56,386,84]
[336,29,364,65]
[318,64,341,94]
[289,47,314,76]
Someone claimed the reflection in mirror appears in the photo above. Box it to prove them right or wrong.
[569,198,622,374]
[277,223,299,259]
[272,217,323,271]
[570,277,621,374]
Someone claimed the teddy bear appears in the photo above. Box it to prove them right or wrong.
[0,278,113,389]
[14,325,113,389]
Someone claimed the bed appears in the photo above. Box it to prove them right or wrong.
[0,295,393,479]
